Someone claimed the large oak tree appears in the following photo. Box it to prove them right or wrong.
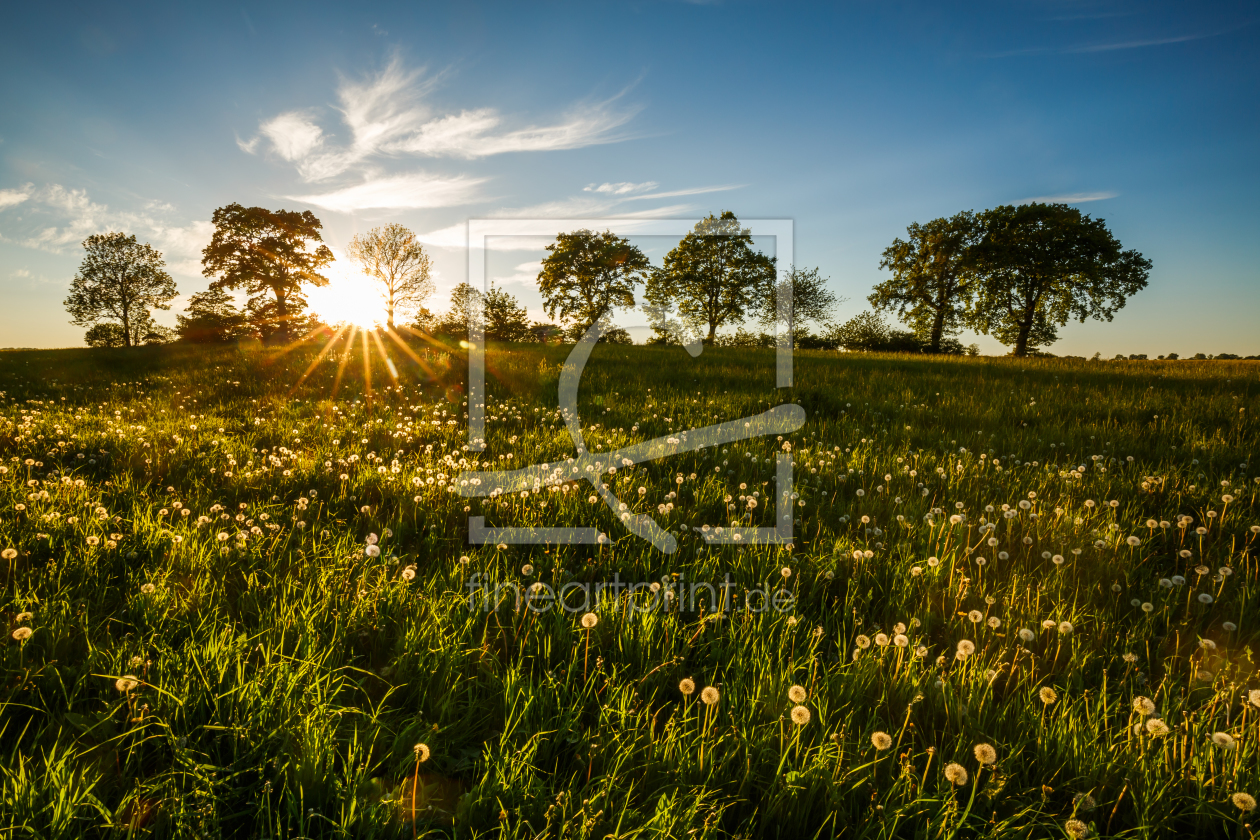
[967,203,1151,356]
[64,232,177,348]
[869,210,981,353]
[536,229,649,338]
[646,211,775,344]
[201,204,333,344]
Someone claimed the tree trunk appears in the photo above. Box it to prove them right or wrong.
[274,290,289,345]
[707,321,717,344]
[1013,318,1031,357]
[387,304,395,331]
[929,306,945,354]
[121,298,132,348]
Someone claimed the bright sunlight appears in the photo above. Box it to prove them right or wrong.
[306,256,387,328]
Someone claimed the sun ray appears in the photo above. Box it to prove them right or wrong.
[381,326,439,381]
[329,324,359,404]
[361,327,373,402]
[291,323,352,394]
[369,328,400,385]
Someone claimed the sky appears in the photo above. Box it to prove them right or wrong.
[1,0,1257,356]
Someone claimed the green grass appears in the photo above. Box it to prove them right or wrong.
[1,338,1258,838]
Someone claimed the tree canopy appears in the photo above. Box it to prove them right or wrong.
[64,232,177,348]
[758,265,841,344]
[966,203,1151,356]
[201,204,333,344]
[537,230,649,335]
[646,211,775,344]
[346,223,433,330]
[870,211,981,353]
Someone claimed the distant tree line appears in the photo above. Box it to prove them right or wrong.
[64,201,1168,360]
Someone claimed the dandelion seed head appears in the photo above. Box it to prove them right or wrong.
[790,705,811,725]
[871,731,892,750]
[788,685,807,703]
[943,762,969,786]
[973,743,997,765]
[1232,792,1256,812]
[1039,686,1058,705]
[700,686,720,705]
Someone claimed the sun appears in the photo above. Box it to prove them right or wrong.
[308,260,388,328]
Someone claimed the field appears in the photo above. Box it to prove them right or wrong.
[1,339,1258,839]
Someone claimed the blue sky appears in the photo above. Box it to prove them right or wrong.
[1,0,1257,355]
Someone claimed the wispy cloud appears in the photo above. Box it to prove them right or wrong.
[241,56,640,183]
[991,25,1242,57]
[0,183,212,275]
[288,171,488,212]
[623,184,743,201]
[0,184,33,210]
[584,181,658,195]
[1015,191,1117,205]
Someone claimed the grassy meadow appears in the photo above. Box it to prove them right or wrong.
[1,338,1258,838]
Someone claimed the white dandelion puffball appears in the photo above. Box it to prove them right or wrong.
[679,678,696,696]
[580,612,599,629]
[788,685,807,703]
[956,639,976,658]
[1064,819,1091,839]
[1211,732,1236,750]
[413,743,430,762]
[701,686,720,706]
[1145,717,1170,737]
[871,731,892,750]
[790,705,811,725]
[943,763,969,786]
[1233,792,1257,812]
[973,743,997,765]
[855,634,872,649]
[1133,696,1156,716]
[115,675,140,693]
[11,627,33,642]
[1018,628,1035,643]
[1039,686,1058,705]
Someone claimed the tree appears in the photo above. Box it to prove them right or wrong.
[84,323,126,348]
[346,223,434,330]
[967,203,1151,357]
[64,232,177,348]
[483,285,534,343]
[758,265,841,343]
[433,282,482,337]
[870,211,981,353]
[646,211,775,344]
[201,204,333,344]
[176,286,250,343]
[537,230,650,335]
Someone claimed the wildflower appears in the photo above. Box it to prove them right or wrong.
[11,627,32,642]
[1039,686,1058,705]
[116,675,140,693]
[140,583,156,595]
[1126,536,1141,547]
[521,564,534,576]
[788,685,807,703]
[875,633,890,647]
[893,633,909,647]
[1,548,16,560]
[700,686,720,706]
[1058,621,1073,635]
[790,705,811,725]
[871,731,892,750]
[974,743,997,765]
[1233,792,1257,812]
[15,612,32,622]
[1145,717,1170,737]
[401,567,416,581]
[1073,793,1096,812]
[855,634,872,649]
[413,743,430,762]
[987,617,1001,629]
[365,544,380,558]
[956,639,975,659]
[1249,689,1260,708]
[968,610,983,623]
[1198,593,1213,604]
[679,678,696,696]
[943,763,969,786]
[927,556,940,568]
[1064,819,1090,839]
[1018,628,1035,643]
[1211,732,1236,750]
[580,612,598,629]
[1133,696,1156,716]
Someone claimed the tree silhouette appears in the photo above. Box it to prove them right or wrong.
[967,203,1151,356]
[646,212,775,344]
[176,286,249,343]
[64,232,177,348]
[870,211,981,353]
[537,230,649,336]
[201,204,332,344]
